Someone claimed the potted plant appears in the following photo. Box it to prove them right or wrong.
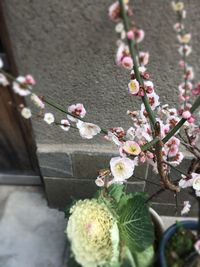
[0,0,200,266]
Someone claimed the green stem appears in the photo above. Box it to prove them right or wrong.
[43,98,108,135]
[118,0,156,127]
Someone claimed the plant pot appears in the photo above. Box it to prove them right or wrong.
[158,220,198,267]
[149,207,165,240]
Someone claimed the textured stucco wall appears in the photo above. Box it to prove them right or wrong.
[2,0,200,144]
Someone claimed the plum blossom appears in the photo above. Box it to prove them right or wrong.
[25,74,36,85]
[115,22,124,33]
[110,156,135,182]
[108,1,121,21]
[139,52,149,66]
[67,103,86,122]
[60,119,70,131]
[0,58,3,68]
[171,1,184,12]
[182,110,191,120]
[44,113,55,125]
[105,131,122,146]
[30,94,45,109]
[194,240,200,255]
[0,73,9,86]
[181,201,191,215]
[147,92,160,110]
[76,121,101,139]
[122,141,141,156]
[21,107,32,119]
[121,56,133,69]
[192,174,200,196]
[95,177,105,187]
[173,22,184,32]
[178,45,192,57]
[12,76,31,96]
[128,79,139,95]
[177,33,191,44]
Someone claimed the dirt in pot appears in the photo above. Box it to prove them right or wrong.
[165,224,200,267]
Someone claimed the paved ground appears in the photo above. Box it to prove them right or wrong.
[0,185,67,267]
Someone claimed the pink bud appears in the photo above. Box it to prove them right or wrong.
[187,116,195,123]
[182,110,191,119]
[121,56,133,70]
[26,74,36,85]
[127,30,134,40]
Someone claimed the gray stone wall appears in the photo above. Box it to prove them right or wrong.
[2,0,200,216]
[3,0,200,144]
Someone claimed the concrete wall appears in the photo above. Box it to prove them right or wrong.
[3,0,200,145]
[2,0,200,216]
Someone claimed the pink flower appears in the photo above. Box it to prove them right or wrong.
[139,52,149,66]
[121,56,133,70]
[194,240,200,255]
[67,103,86,121]
[135,29,145,43]
[108,1,120,21]
[127,30,134,40]
[182,110,191,119]
[168,145,179,157]
[25,74,36,85]
[187,116,195,123]
[122,141,141,156]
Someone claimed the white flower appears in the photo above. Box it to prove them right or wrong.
[12,76,31,96]
[0,73,9,86]
[30,94,45,109]
[181,201,191,215]
[21,107,32,119]
[126,127,136,140]
[106,131,122,146]
[171,1,184,11]
[128,79,140,95]
[179,174,194,189]
[95,177,105,187]
[60,119,70,131]
[110,156,135,182]
[115,22,124,33]
[193,175,200,191]
[0,58,3,68]
[178,45,192,57]
[77,121,101,139]
[147,92,160,110]
[44,113,55,124]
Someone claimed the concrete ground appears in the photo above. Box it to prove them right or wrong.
[0,185,197,267]
[0,185,67,267]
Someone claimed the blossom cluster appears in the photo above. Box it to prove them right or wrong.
[172,1,200,146]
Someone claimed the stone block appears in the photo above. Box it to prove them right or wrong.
[37,152,73,178]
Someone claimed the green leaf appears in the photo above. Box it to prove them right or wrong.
[121,247,137,267]
[119,195,154,252]
[108,184,125,203]
[110,222,120,265]
[133,245,154,267]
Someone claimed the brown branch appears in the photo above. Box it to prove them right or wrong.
[154,121,180,192]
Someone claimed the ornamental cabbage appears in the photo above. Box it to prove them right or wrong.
[66,199,117,267]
